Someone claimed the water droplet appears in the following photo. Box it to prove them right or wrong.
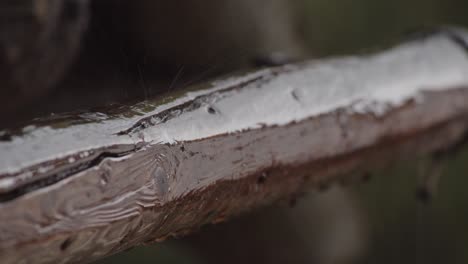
[415,157,445,204]
[257,172,268,184]
[155,235,169,243]
[100,175,108,186]
[141,121,150,128]
[207,106,216,114]
[291,89,300,102]
[60,237,73,251]
[153,167,169,196]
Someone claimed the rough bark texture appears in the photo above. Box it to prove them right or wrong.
[1,31,468,263]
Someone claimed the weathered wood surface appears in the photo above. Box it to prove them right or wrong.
[1,31,468,263]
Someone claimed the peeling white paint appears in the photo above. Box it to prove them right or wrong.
[142,35,468,142]
[1,33,468,176]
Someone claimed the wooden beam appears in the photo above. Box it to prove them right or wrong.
[1,29,468,263]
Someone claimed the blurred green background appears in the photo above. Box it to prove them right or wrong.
[299,0,468,56]
[98,1,468,263]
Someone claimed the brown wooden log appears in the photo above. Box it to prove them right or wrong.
[1,29,468,263]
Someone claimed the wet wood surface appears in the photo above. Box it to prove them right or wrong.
[1,31,468,263]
